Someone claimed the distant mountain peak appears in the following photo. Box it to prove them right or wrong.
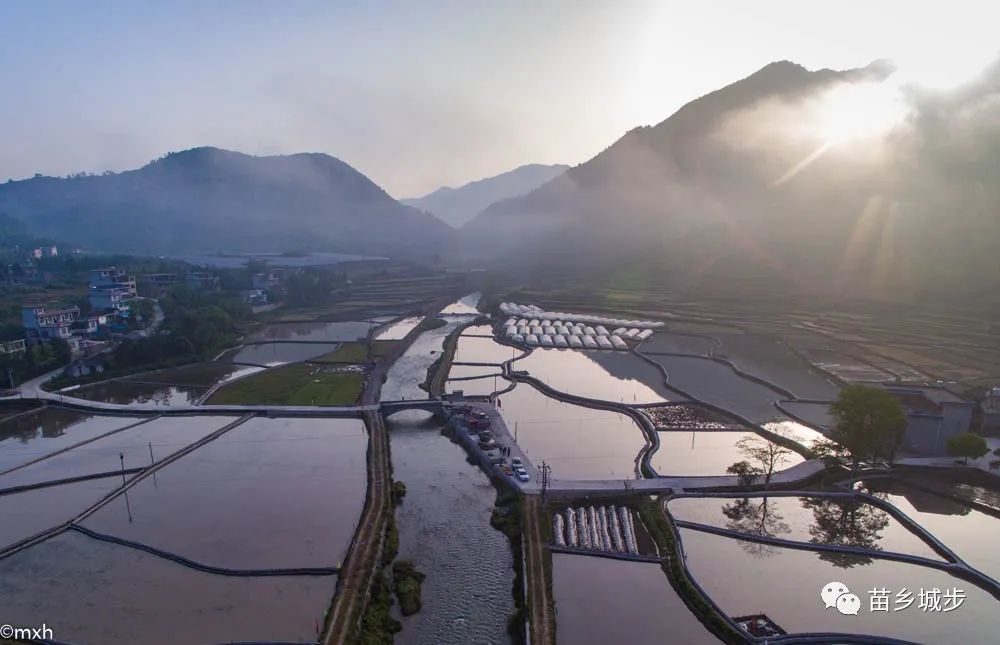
[403,163,569,228]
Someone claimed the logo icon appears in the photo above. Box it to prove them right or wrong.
[821,581,859,615]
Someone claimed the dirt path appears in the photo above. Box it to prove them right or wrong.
[524,496,556,645]
[321,409,390,644]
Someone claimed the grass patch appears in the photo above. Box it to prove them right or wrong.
[206,363,365,405]
[392,560,426,616]
[353,570,401,645]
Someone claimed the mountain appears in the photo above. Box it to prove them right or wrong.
[0,147,453,259]
[462,60,1000,304]
[403,163,568,227]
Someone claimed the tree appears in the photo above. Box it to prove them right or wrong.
[736,434,792,489]
[726,460,761,489]
[721,497,791,558]
[946,432,989,465]
[828,385,907,482]
[801,496,890,568]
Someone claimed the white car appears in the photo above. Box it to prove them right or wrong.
[515,468,530,482]
[511,457,523,468]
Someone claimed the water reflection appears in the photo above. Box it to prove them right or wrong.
[652,432,804,477]
[720,497,791,558]
[669,495,942,562]
[225,342,341,366]
[248,321,372,342]
[680,529,996,643]
[801,496,890,567]
[82,417,367,570]
[69,380,208,406]
[439,292,481,314]
[0,531,334,645]
[375,316,423,340]
[497,383,645,480]
[517,349,678,403]
[552,554,716,645]
[0,411,141,473]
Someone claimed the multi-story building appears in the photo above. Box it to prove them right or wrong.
[89,267,137,297]
[0,338,27,355]
[982,386,1000,434]
[138,273,179,297]
[185,272,221,291]
[89,267,136,317]
[22,305,80,341]
[885,386,974,455]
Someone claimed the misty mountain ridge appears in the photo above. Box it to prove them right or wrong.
[463,59,1000,304]
[403,163,569,227]
[0,147,453,259]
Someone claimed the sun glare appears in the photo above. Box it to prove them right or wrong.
[814,82,909,145]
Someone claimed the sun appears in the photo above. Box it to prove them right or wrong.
[814,82,909,145]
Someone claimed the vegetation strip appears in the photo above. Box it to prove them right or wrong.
[68,524,340,576]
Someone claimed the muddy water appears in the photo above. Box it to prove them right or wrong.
[82,417,367,570]
[383,308,515,645]
[0,477,120,549]
[446,376,504,398]
[447,364,504,380]
[679,529,997,644]
[553,553,717,644]
[0,531,334,645]
[375,316,424,340]
[518,348,679,403]
[0,411,143,473]
[0,416,237,489]
[651,431,804,477]
[668,495,943,560]
[496,382,645,480]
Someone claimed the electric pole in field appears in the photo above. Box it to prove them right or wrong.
[540,461,551,504]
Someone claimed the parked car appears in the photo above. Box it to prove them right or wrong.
[515,469,530,482]
[511,457,523,468]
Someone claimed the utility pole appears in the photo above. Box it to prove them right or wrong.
[120,452,133,522]
[540,461,551,504]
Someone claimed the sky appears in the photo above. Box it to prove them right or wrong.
[1,1,997,197]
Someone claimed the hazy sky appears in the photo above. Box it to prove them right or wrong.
[1,1,997,197]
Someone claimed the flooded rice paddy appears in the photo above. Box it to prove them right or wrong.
[644,354,784,423]
[651,431,803,477]
[82,417,367,570]
[779,400,835,429]
[0,410,142,473]
[713,333,841,400]
[224,341,341,366]
[452,325,517,365]
[638,331,719,355]
[63,362,268,407]
[0,530,334,645]
[668,495,944,560]
[0,477,119,549]
[552,554,717,644]
[517,348,679,403]
[445,376,504,397]
[679,529,996,644]
[447,363,504,380]
[248,320,374,342]
[0,416,236,489]
[866,479,1000,581]
[496,383,645,479]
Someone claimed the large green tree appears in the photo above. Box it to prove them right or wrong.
[823,385,907,481]
[946,432,989,465]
